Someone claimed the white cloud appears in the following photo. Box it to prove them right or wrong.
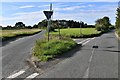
[38,5,49,8]
[0,10,46,26]
[53,8,116,25]
[1,0,119,2]
[19,5,34,8]
[1,2,117,26]
[55,5,85,11]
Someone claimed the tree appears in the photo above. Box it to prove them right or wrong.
[38,19,47,29]
[115,7,120,29]
[26,25,32,29]
[95,16,111,32]
[6,25,12,29]
[15,22,25,29]
[33,24,38,28]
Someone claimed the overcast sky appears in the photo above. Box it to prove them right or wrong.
[0,0,119,26]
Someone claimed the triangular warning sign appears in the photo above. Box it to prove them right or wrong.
[43,11,53,20]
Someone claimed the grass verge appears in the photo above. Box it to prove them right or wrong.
[33,38,77,62]
[116,29,120,37]
[0,29,41,41]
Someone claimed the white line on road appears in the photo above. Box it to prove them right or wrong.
[77,38,91,44]
[7,70,25,78]
[83,38,96,78]
[26,73,39,78]
[89,48,95,63]
[82,38,95,46]
[83,67,89,78]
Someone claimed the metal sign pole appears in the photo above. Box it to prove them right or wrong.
[57,20,60,39]
[47,19,50,41]
[43,10,53,42]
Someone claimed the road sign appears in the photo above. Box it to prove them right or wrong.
[43,11,53,20]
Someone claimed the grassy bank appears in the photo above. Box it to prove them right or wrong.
[0,29,41,41]
[116,29,120,37]
[33,38,77,61]
[50,28,101,38]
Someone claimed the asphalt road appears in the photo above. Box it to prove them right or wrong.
[2,30,46,78]
[37,31,118,78]
[1,30,119,79]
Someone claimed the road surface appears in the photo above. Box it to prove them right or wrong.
[2,30,46,78]
[37,31,118,78]
[2,30,119,79]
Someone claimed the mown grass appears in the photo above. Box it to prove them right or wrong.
[33,37,77,62]
[50,28,101,38]
[0,29,41,41]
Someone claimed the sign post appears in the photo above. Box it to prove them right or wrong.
[57,20,61,39]
[43,11,53,41]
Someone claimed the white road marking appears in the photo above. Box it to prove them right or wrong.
[82,38,94,45]
[26,73,39,78]
[77,38,91,44]
[82,40,91,45]
[83,37,96,78]
[7,70,25,78]
[83,67,89,78]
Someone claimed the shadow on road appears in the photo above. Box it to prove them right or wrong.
[1,36,23,47]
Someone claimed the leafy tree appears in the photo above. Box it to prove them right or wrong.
[115,7,120,29]
[38,19,47,29]
[6,25,12,29]
[26,25,32,29]
[95,16,111,32]
[33,24,38,28]
[15,22,25,29]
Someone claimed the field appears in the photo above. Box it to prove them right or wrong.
[50,28,101,38]
[0,29,41,40]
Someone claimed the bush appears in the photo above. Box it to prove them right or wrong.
[33,38,77,61]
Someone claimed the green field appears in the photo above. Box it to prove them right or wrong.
[50,28,101,38]
[0,29,41,40]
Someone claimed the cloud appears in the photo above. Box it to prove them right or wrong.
[0,10,46,26]
[53,6,116,25]
[19,5,34,8]
[38,5,49,8]
[1,2,117,26]
[55,5,86,11]
[1,0,119,2]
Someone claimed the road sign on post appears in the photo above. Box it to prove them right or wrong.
[43,10,53,41]
[43,11,53,20]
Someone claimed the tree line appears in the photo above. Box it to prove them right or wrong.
[1,20,95,30]
[1,16,114,32]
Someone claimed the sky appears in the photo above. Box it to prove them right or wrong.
[0,0,119,27]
